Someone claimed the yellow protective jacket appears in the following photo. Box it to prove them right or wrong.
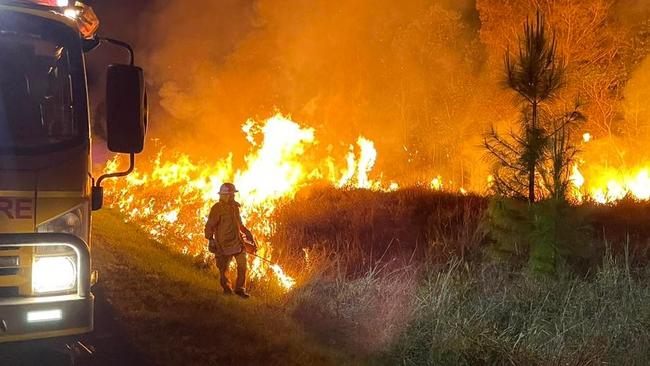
[204,200,245,256]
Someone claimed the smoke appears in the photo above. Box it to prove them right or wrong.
[617,0,650,150]
[133,0,650,189]
[135,0,493,186]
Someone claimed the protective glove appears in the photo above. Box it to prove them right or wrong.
[248,235,258,253]
[208,239,218,253]
[243,237,258,254]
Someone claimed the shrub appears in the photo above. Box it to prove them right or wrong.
[483,197,531,268]
[484,196,592,275]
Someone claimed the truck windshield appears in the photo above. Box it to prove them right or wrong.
[0,12,84,153]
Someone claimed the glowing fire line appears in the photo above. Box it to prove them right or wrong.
[103,114,384,291]
[571,133,649,203]
[102,116,649,290]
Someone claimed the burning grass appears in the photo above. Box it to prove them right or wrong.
[101,114,399,292]
[97,112,650,363]
[91,208,351,366]
[92,186,650,365]
[101,113,650,293]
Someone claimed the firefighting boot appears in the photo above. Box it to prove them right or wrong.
[235,289,250,299]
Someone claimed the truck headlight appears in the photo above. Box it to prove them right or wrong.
[32,255,77,294]
[37,204,89,243]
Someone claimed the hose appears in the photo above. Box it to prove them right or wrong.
[248,252,281,267]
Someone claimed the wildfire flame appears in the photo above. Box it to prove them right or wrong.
[102,114,386,291]
[430,176,443,191]
[102,113,650,290]
[338,136,379,189]
[572,165,650,203]
[570,133,650,203]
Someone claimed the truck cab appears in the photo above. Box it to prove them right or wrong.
[0,0,145,359]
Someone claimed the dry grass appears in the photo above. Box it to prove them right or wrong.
[272,186,487,270]
[586,198,650,265]
[270,188,487,356]
[271,188,650,365]
[93,187,650,365]
[290,253,419,354]
[92,209,351,366]
[380,259,650,365]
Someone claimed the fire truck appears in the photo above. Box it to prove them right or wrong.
[0,0,146,362]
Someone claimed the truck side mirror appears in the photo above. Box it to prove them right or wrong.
[106,64,147,154]
[91,186,104,211]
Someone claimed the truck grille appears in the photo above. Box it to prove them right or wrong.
[0,268,19,276]
[0,255,20,276]
[0,286,19,298]
[0,248,30,296]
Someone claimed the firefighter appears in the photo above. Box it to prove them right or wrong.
[204,183,256,298]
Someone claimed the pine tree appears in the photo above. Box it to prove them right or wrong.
[483,12,590,275]
[485,12,564,203]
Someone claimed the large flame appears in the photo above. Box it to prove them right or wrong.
[102,115,650,290]
[102,114,386,290]
[337,136,380,189]
[572,165,650,203]
[570,134,650,203]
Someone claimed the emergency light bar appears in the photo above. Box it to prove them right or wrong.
[7,0,68,6]
[2,0,100,38]
[50,0,66,5]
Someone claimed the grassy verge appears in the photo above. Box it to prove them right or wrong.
[379,260,650,365]
[94,189,650,365]
[91,209,350,366]
[292,258,650,365]
[271,189,650,365]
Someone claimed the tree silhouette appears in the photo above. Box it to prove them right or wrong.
[485,12,565,203]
